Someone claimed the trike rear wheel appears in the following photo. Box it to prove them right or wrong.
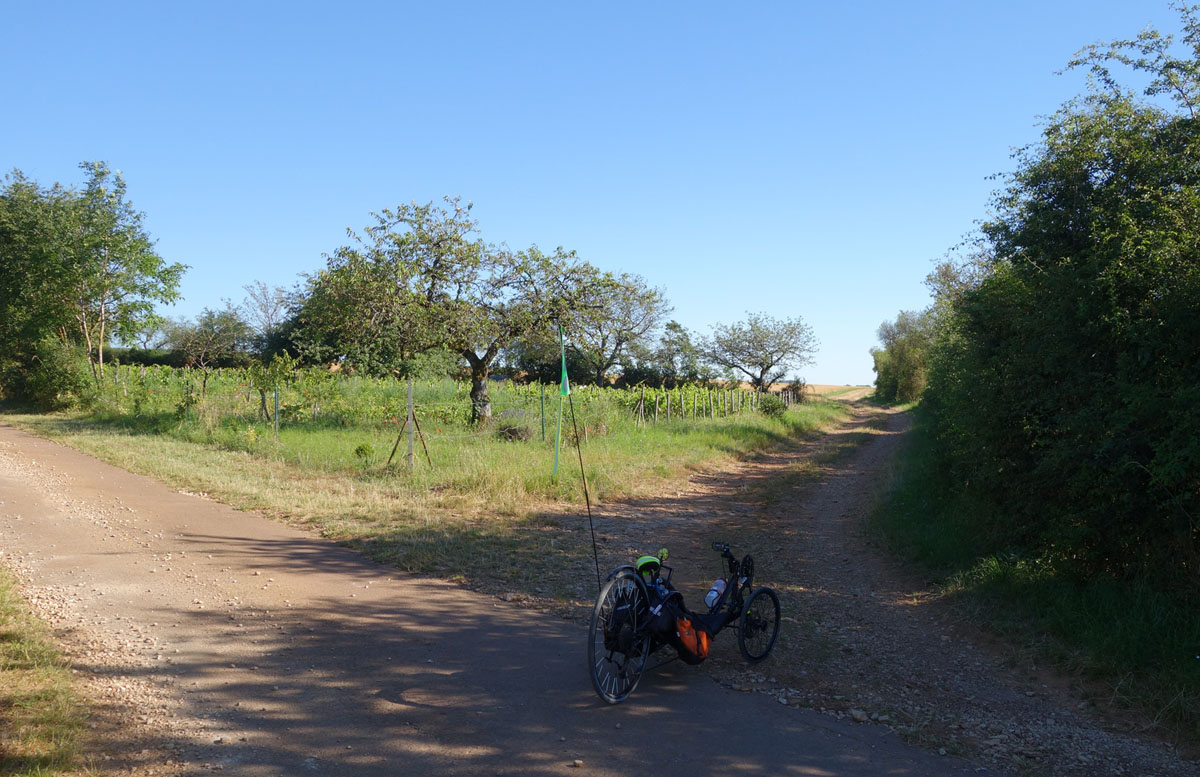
[738,586,781,662]
[588,571,651,703]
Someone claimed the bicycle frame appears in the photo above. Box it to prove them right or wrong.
[702,542,754,633]
[589,541,781,703]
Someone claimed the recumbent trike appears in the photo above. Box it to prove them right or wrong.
[587,542,781,703]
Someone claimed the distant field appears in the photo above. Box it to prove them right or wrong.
[807,384,865,394]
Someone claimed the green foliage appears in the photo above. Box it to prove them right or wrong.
[871,310,933,402]
[292,198,603,425]
[163,307,254,369]
[69,162,186,378]
[0,173,77,371]
[617,320,715,388]
[294,197,485,376]
[353,442,377,469]
[0,163,185,390]
[920,5,1200,594]
[757,393,787,418]
[174,380,198,421]
[34,362,772,457]
[874,415,1200,741]
[703,312,818,391]
[568,271,671,385]
[20,339,93,410]
[506,335,595,385]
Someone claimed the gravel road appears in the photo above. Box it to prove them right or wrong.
[0,422,1003,776]
[568,403,1194,777]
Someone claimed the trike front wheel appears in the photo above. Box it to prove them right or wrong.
[738,586,781,662]
[588,571,651,703]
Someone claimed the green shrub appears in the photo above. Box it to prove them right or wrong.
[22,339,94,410]
[758,394,786,418]
[496,422,534,441]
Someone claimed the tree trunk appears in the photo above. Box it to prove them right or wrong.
[469,366,491,425]
[96,295,106,379]
[462,345,501,426]
[80,316,99,385]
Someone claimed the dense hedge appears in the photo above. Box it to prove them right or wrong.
[924,60,1200,592]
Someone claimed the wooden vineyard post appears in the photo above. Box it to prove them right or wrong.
[407,378,415,470]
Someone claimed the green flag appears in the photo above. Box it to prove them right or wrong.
[559,325,570,396]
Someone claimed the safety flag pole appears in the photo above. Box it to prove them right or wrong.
[569,379,602,592]
[552,324,601,590]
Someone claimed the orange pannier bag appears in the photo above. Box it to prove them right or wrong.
[675,616,710,661]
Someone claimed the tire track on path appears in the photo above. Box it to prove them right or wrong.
[0,422,997,776]
[580,400,1191,776]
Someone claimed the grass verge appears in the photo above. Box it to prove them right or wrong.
[1,400,852,609]
[870,415,1200,746]
[0,564,88,776]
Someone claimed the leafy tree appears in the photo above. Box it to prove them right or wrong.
[0,164,183,401]
[294,197,483,376]
[296,198,600,422]
[65,162,185,381]
[703,312,818,392]
[236,280,295,355]
[504,333,595,386]
[448,245,599,422]
[569,272,671,385]
[618,321,714,388]
[165,308,253,393]
[923,2,1200,589]
[0,173,78,383]
[871,309,934,402]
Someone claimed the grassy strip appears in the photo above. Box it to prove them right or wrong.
[1,401,852,606]
[0,564,88,776]
[871,416,1200,744]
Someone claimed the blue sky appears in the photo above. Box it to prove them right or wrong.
[2,1,1175,384]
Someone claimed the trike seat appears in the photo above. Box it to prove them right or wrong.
[688,609,732,636]
[647,585,731,637]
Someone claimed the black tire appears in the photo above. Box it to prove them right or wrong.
[738,586,781,662]
[740,554,755,589]
[588,571,651,703]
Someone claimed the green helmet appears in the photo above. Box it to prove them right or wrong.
[635,555,660,578]
[635,547,668,578]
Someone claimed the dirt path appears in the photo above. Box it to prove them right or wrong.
[0,401,1191,776]
[577,401,1191,776]
[0,421,997,777]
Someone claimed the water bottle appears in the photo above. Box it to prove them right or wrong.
[704,578,726,608]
